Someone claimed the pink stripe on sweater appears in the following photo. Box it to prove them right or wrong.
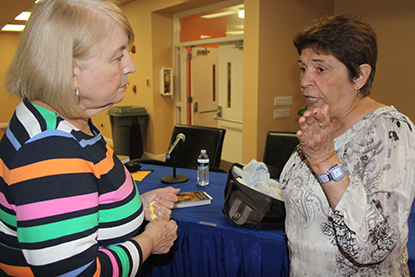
[99,248,119,277]
[0,191,15,211]
[98,167,134,204]
[16,192,98,221]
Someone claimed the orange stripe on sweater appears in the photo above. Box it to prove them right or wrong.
[0,158,8,182]
[93,258,102,277]
[6,144,115,186]
[0,262,34,277]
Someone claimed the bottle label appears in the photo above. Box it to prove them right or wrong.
[197,158,209,163]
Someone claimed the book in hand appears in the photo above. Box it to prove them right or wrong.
[173,191,213,208]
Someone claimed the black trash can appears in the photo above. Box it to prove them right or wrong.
[108,106,148,159]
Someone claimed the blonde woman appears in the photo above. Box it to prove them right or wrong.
[0,0,178,275]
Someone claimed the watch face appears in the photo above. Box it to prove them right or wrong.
[318,164,345,183]
[331,165,345,180]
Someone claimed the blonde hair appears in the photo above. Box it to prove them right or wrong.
[6,0,134,119]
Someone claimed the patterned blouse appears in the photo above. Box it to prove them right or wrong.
[280,106,415,276]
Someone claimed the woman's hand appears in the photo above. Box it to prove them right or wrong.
[297,105,336,170]
[135,187,180,261]
[141,187,180,221]
[134,216,178,259]
[297,104,349,209]
[144,217,178,254]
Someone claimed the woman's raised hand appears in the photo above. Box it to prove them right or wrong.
[297,105,336,168]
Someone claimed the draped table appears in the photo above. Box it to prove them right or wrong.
[134,164,289,277]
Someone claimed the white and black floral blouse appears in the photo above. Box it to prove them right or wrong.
[280,106,415,276]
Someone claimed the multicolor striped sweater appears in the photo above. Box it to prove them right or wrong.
[0,99,144,276]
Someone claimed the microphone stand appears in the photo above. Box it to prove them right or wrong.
[161,146,188,184]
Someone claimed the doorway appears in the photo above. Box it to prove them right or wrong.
[190,42,243,163]
[173,1,244,164]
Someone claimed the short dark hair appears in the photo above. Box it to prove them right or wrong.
[293,13,377,96]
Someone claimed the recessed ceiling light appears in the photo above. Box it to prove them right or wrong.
[2,24,25,32]
[15,12,31,21]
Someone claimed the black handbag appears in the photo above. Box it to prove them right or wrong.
[223,163,286,229]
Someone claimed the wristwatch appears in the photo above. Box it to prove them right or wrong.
[317,164,345,183]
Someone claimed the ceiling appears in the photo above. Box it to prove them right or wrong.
[0,0,132,32]
[0,0,34,30]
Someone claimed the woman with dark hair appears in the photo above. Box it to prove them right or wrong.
[0,0,178,276]
[280,13,415,275]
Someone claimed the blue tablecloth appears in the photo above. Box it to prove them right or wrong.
[135,164,415,276]
[135,164,289,277]
[408,201,415,276]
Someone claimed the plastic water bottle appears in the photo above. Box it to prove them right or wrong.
[197,149,209,186]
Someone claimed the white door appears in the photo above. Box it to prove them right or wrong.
[189,42,243,164]
[191,46,219,128]
[216,43,243,163]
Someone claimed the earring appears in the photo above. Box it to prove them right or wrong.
[75,87,80,104]
[356,89,360,94]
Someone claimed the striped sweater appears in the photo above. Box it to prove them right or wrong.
[0,99,144,276]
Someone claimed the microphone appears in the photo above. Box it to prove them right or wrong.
[165,133,186,160]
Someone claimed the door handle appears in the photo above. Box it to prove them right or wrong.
[199,110,217,114]
[214,105,242,124]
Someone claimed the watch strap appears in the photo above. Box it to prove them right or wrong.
[318,172,331,183]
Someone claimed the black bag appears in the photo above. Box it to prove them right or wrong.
[223,163,286,229]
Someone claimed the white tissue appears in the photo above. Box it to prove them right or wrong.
[233,159,284,201]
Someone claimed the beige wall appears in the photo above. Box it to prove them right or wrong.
[91,0,155,145]
[92,0,177,155]
[334,0,415,124]
[242,0,334,162]
[0,33,21,126]
[1,0,414,164]
[86,0,222,156]
[242,0,415,163]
